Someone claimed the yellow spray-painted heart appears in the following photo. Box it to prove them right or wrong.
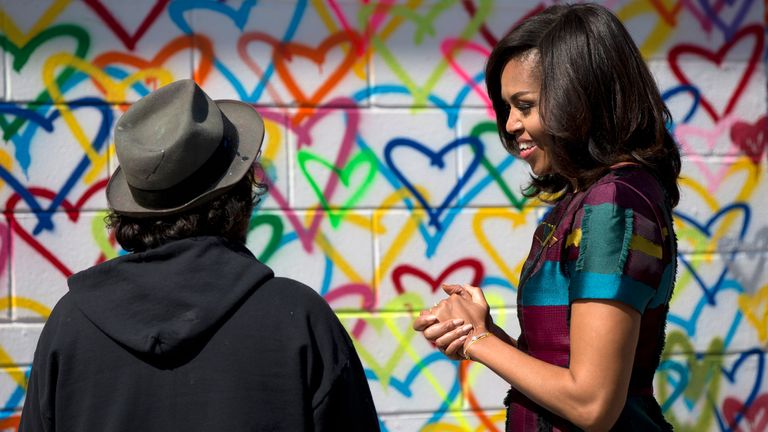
[42,52,174,184]
[0,297,52,388]
[616,0,676,58]
[0,0,71,46]
[472,206,537,288]
[673,158,761,297]
[738,284,768,344]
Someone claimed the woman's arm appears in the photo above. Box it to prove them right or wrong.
[441,287,640,431]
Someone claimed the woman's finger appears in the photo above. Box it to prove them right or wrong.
[412,314,438,331]
[423,319,464,341]
[444,334,469,358]
[441,283,462,295]
[463,284,488,305]
[435,324,473,349]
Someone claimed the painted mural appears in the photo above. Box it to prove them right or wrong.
[0,0,766,431]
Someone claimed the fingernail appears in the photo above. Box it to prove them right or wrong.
[458,335,468,342]
[461,324,473,332]
[451,319,464,326]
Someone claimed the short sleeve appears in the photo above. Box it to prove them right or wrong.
[567,181,670,313]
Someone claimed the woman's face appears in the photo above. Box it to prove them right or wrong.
[499,56,553,176]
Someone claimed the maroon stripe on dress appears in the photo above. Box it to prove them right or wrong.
[624,249,663,287]
[520,305,571,367]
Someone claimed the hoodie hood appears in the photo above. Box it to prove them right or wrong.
[68,236,273,357]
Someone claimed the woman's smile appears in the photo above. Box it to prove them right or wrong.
[500,55,554,176]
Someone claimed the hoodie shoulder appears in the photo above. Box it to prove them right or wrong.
[251,276,352,345]
[65,237,275,356]
[254,277,346,331]
[263,277,332,307]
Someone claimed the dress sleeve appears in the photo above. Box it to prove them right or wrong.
[567,181,672,313]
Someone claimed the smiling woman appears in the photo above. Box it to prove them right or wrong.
[498,51,553,177]
[413,4,681,431]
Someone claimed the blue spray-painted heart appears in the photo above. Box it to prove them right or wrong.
[366,351,461,427]
[715,348,765,431]
[168,0,306,102]
[662,84,701,133]
[696,0,756,41]
[384,136,484,230]
[359,128,519,257]
[666,278,743,345]
[353,71,486,129]
[0,99,112,234]
[0,368,28,420]
[673,203,749,304]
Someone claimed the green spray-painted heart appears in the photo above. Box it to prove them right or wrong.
[470,120,530,210]
[657,331,724,432]
[247,213,284,263]
[361,0,492,106]
[0,24,90,139]
[297,148,377,228]
[91,211,120,260]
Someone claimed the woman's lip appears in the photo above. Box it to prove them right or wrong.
[520,146,536,159]
[519,143,537,159]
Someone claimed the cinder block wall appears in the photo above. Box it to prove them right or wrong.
[0,1,766,431]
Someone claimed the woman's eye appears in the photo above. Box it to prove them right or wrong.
[517,103,533,113]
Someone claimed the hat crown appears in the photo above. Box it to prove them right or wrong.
[106,79,264,217]
[115,80,224,191]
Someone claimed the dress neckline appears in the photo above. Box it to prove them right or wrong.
[610,161,641,169]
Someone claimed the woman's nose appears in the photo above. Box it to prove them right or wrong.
[506,111,522,135]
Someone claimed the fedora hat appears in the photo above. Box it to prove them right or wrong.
[106,79,264,217]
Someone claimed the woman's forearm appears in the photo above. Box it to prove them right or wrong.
[466,300,641,431]
[488,322,516,347]
[466,334,625,431]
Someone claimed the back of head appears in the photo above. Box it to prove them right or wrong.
[105,80,267,252]
[486,3,681,205]
[106,168,264,253]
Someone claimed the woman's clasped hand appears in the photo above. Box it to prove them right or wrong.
[413,284,508,361]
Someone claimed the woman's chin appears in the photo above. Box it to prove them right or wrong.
[530,164,553,177]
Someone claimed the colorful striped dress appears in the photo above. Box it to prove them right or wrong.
[505,166,676,431]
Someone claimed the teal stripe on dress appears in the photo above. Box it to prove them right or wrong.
[569,269,656,313]
[577,203,634,274]
[521,261,570,306]
[648,263,675,308]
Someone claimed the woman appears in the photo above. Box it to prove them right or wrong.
[413,4,680,431]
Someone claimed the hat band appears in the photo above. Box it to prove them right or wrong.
[127,127,238,211]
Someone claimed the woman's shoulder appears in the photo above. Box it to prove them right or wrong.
[581,166,668,214]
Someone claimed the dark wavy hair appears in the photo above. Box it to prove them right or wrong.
[106,166,266,253]
[485,3,681,206]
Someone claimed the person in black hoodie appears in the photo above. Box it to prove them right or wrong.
[19,79,380,432]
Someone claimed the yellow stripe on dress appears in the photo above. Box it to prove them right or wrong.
[566,228,582,247]
[629,234,663,259]
[567,228,662,260]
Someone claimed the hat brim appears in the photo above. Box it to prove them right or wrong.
[106,100,264,217]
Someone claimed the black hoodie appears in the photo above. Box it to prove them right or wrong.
[20,236,379,431]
